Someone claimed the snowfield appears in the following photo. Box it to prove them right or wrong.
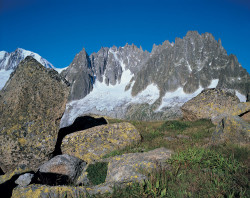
[0,69,13,89]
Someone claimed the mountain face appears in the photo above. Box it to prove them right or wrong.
[0,48,54,70]
[61,31,250,127]
[0,48,55,89]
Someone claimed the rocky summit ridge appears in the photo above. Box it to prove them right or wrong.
[60,31,250,127]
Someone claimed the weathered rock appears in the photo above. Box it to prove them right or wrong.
[0,164,31,185]
[105,147,173,184]
[12,183,114,198]
[12,184,87,198]
[210,102,250,124]
[0,164,33,198]
[15,173,34,187]
[181,89,250,124]
[213,115,250,144]
[61,122,141,163]
[38,154,86,184]
[11,148,173,197]
[0,56,70,173]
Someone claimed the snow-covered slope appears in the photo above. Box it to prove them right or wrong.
[0,48,55,89]
[61,49,159,127]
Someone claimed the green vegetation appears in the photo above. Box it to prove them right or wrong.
[86,162,108,185]
[104,119,215,158]
[98,118,249,197]
[53,118,249,197]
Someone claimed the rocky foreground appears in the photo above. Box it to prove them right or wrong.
[0,57,249,197]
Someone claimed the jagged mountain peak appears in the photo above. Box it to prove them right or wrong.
[60,31,250,127]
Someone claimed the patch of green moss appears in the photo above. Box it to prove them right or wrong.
[86,162,108,185]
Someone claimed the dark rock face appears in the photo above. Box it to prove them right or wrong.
[61,48,94,101]
[132,31,250,97]
[0,56,70,173]
[62,44,149,102]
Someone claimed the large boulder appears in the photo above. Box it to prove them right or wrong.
[61,122,141,163]
[105,147,173,184]
[213,115,250,144]
[181,88,249,124]
[0,57,70,173]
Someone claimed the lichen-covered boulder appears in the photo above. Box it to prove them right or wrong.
[213,115,250,144]
[61,122,141,163]
[12,183,114,198]
[0,164,31,185]
[105,147,173,184]
[38,154,86,184]
[181,88,249,124]
[0,56,70,173]
[12,185,86,198]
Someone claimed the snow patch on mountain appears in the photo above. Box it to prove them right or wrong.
[236,91,246,102]
[156,86,203,111]
[0,69,13,89]
[156,79,219,111]
[207,79,219,88]
[55,66,68,74]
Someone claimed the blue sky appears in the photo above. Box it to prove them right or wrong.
[1,0,250,72]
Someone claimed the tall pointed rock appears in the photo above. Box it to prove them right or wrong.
[61,48,94,101]
[0,56,70,173]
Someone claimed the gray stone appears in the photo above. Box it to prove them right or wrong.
[105,147,173,184]
[213,115,250,144]
[15,173,34,187]
[38,154,86,184]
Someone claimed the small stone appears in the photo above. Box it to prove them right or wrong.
[176,134,190,139]
[38,154,86,184]
[15,173,34,187]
